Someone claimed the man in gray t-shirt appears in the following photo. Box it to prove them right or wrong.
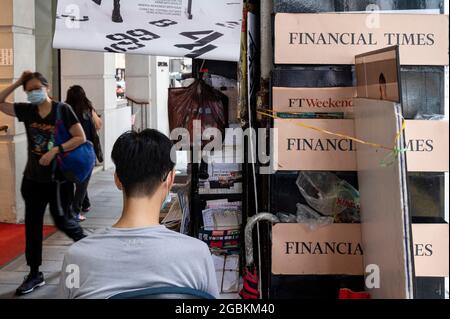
[58,129,219,299]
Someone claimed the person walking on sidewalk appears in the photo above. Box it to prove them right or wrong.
[0,71,87,296]
[65,85,103,222]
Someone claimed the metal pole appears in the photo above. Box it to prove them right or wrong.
[260,0,273,81]
[257,0,273,300]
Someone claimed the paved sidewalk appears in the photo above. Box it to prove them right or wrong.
[0,169,121,299]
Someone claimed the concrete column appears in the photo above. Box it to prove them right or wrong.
[35,0,59,99]
[125,55,170,136]
[60,50,131,170]
[125,54,151,132]
[0,0,35,223]
[150,56,170,136]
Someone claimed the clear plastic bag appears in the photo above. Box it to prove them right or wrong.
[296,203,334,225]
[296,172,360,223]
[276,204,334,227]
[414,113,445,121]
[276,212,297,223]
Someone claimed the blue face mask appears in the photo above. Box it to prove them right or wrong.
[27,89,47,105]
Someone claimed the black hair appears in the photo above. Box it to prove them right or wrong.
[65,85,94,119]
[111,129,176,198]
[379,73,387,85]
[22,72,49,91]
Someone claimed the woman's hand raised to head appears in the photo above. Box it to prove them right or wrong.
[0,71,34,116]
[17,71,34,86]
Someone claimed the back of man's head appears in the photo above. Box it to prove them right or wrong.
[111,129,175,198]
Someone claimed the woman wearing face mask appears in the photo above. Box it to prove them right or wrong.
[0,71,86,296]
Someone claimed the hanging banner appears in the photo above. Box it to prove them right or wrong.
[272,87,356,113]
[274,118,449,172]
[274,13,449,65]
[272,223,449,277]
[53,0,243,62]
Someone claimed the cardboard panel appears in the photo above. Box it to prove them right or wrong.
[405,120,449,172]
[354,98,414,299]
[274,118,449,172]
[274,119,356,171]
[272,224,363,276]
[412,224,449,277]
[271,223,448,278]
[273,87,355,113]
[274,13,449,65]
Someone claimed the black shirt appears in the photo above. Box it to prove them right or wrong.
[79,111,94,143]
[14,101,79,183]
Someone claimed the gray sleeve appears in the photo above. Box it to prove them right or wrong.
[58,256,71,299]
[203,248,220,299]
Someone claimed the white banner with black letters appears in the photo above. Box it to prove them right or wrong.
[53,0,243,61]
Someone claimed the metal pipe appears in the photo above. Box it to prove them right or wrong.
[260,0,273,81]
[244,212,280,267]
[256,0,273,299]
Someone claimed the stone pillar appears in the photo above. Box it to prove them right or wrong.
[0,0,35,223]
[125,55,170,136]
[150,56,170,136]
[125,54,151,132]
[35,0,59,99]
[60,50,131,170]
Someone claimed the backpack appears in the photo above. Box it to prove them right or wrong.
[54,103,96,184]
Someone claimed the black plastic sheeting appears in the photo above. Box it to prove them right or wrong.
[408,173,446,219]
[272,67,354,88]
[270,275,365,299]
[274,0,444,13]
[401,67,445,119]
[415,277,446,299]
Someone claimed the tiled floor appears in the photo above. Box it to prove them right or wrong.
[0,169,239,299]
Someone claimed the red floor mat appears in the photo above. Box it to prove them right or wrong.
[0,223,57,268]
